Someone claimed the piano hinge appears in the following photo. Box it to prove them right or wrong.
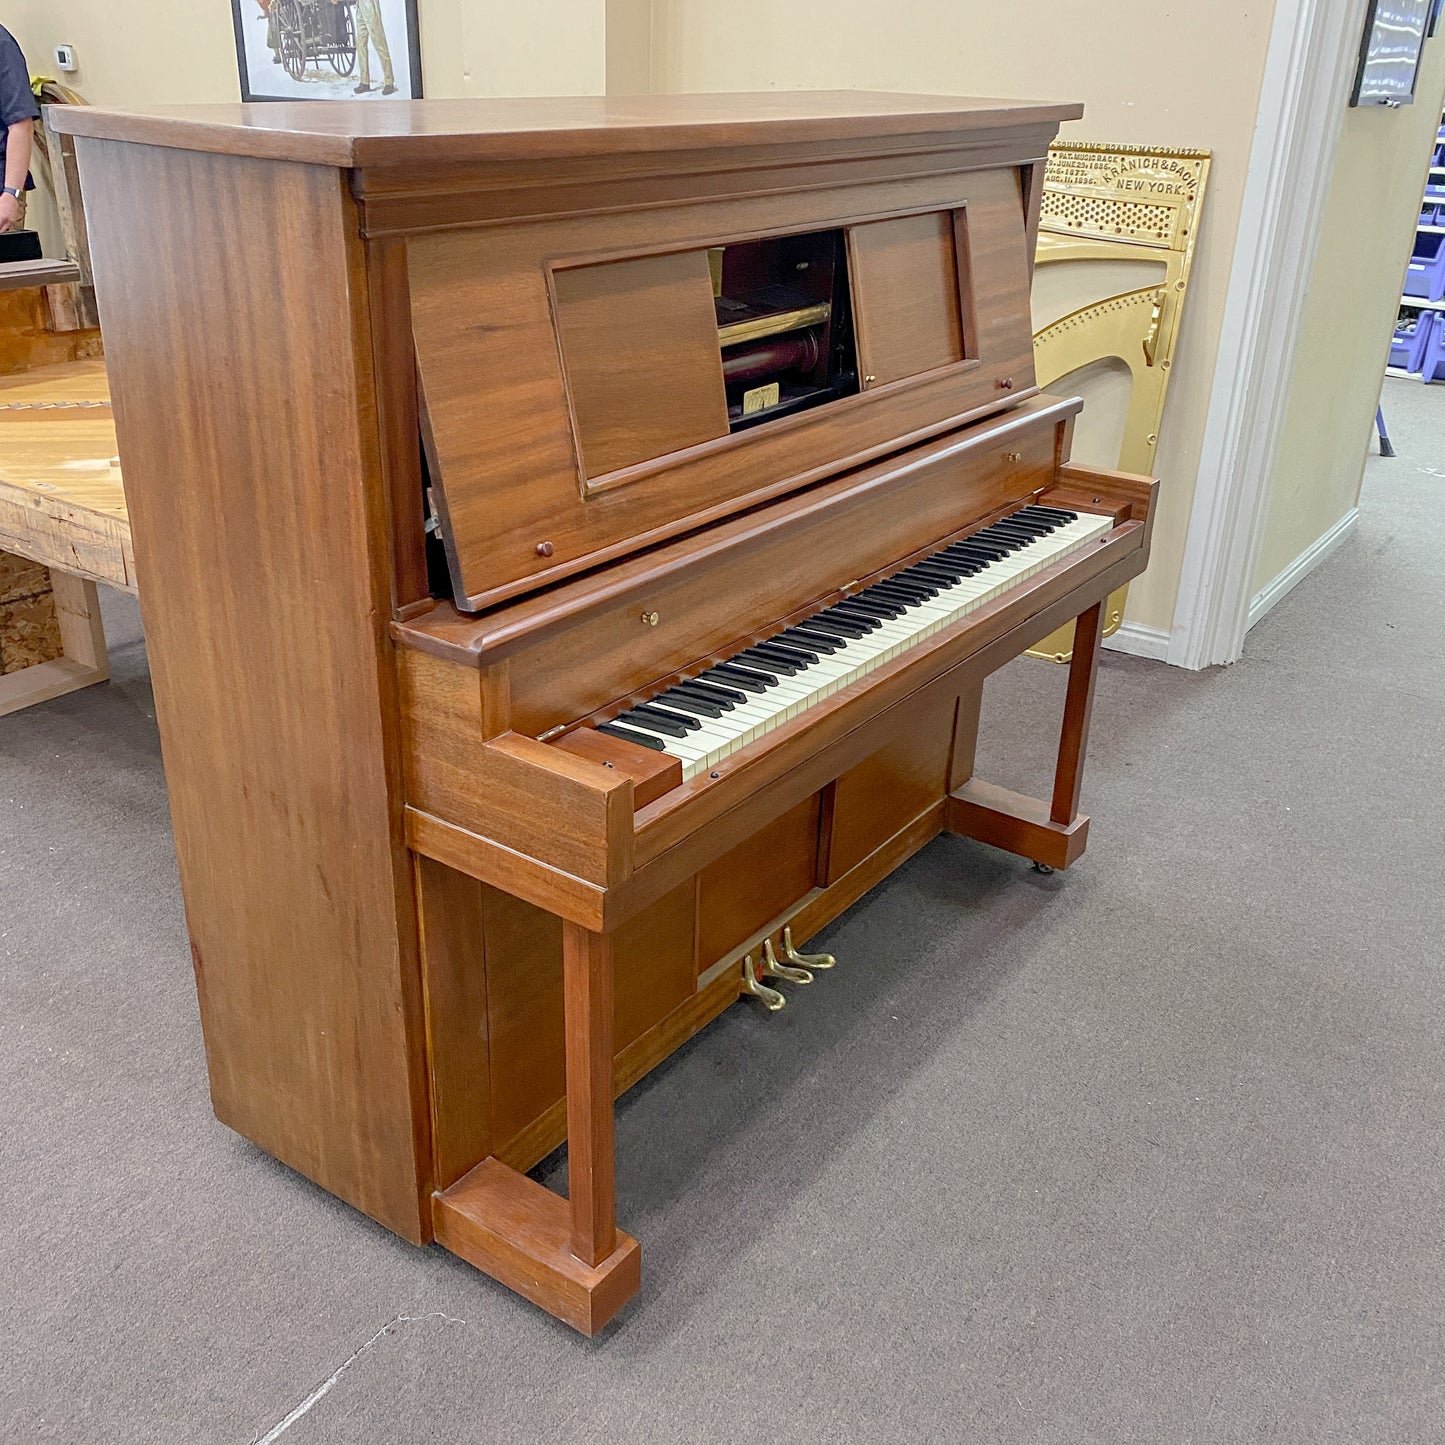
[424,487,443,538]
[537,723,567,742]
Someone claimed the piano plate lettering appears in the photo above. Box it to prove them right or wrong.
[54,93,1156,1337]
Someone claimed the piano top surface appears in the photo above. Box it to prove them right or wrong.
[48,92,1084,167]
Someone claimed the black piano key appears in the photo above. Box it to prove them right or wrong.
[841,594,906,619]
[987,523,1043,543]
[1021,504,1078,522]
[675,680,743,707]
[734,647,803,673]
[817,605,880,630]
[751,640,819,667]
[945,540,1011,562]
[783,626,846,653]
[623,704,700,734]
[871,578,936,602]
[616,709,690,739]
[1002,513,1057,534]
[709,663,775,691]
[830,602,893,627]
[805,613,871,639]
[597,722,665,751]
[656,688,724,719]
[910,561,973,584]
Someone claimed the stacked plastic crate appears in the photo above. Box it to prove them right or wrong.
[1390,108,1445,382]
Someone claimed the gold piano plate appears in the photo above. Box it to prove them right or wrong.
[1027,141,1210,661]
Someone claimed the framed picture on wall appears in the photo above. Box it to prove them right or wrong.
[230,0,423,102]
[1351,0,1432,105]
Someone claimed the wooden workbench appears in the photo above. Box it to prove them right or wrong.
[0,355,131,715]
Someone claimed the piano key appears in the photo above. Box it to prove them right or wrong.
[751,640,819,666]
[582,507,1116,785]
[618,706,694,737]
[780,626,844,653]
[597,722,665,751]
[674,680,744,707]
[1020,504,1078,522]
[656,688,725,718]
[704,664,772,692]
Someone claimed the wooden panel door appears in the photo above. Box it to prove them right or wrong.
[552,252,729,478]
[849,210,969,386]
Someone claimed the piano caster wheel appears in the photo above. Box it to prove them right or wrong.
[761,937,813,985]
[741,953,786,1012]
[782,926,835,971]
[1031,861,1055,875]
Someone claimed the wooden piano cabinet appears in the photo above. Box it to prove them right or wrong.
[56,94,1149,1338]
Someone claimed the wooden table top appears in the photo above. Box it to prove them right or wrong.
[0,358,133,591]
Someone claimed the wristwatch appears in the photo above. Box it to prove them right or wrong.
[1,186,21,199]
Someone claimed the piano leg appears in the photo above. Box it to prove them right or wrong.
[430,916,641,1336]
[562,921,618,1266]
[1051,602,1105,827]
[943,601,1103,871]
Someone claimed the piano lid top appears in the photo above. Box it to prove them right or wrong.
[48,92,1084,168]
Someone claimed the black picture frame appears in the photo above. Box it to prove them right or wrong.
[1351,0,1432,106]
[230,0,423,103]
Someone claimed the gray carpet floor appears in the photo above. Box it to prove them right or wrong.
[2,377,1442,1444]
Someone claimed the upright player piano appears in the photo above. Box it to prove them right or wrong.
[54,94,1156,1334]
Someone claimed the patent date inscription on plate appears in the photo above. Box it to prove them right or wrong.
[1039,143,1211,251]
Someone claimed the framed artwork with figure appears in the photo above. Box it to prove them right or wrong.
[230,0,423,102]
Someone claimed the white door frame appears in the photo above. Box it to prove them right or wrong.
[1167,0,1370,669]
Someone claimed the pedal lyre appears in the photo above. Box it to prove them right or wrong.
[740,952,786,1012]
[782,926,835,971]
[762,937,813,985]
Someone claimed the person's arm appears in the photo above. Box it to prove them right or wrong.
[1,116,33,232]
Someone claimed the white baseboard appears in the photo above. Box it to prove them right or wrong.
[1247,506,1359,631]
[1102,621,1171,661]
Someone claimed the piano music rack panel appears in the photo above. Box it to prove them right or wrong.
[409,166,1037,613]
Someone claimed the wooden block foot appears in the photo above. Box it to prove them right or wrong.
[946,777,1089,871]
[433,1158,641,1336]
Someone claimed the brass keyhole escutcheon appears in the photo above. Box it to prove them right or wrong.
[641,610,660,627]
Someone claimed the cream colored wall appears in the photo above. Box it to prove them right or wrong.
[648,0,1278,635]
[6,0,607,249]
[1251,37,1445,594]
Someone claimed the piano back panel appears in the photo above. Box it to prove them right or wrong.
[501,403,1070,740]
[409,165,1037,612]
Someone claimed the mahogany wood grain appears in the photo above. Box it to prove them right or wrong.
[562,923,617,1265]
[399,648,634,887]
[408,166,1040,610]
[417,856,492,1192]
[433,1158,640,1336]
[849,209,966,385]
[552,727,683,808]
[823,697,954,883]
[697,795,821,966]
[392,393,1078,670]
[949,685,984,791]
[51,93,1082,170]
[947,778,1089,871]
[552,252,728,478]
[1052,602,1105,825]
[74,136,433,1241]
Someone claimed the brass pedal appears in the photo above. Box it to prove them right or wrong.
[762,937,813,985]
[782,926,835,971]
[740,952,786,1012]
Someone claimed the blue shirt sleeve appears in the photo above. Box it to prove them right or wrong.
[0,27,41,130]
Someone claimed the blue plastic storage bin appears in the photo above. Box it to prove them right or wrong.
[1422,312,1445,383]
[1391,309,1435,372]
[1404,231,1445,301]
